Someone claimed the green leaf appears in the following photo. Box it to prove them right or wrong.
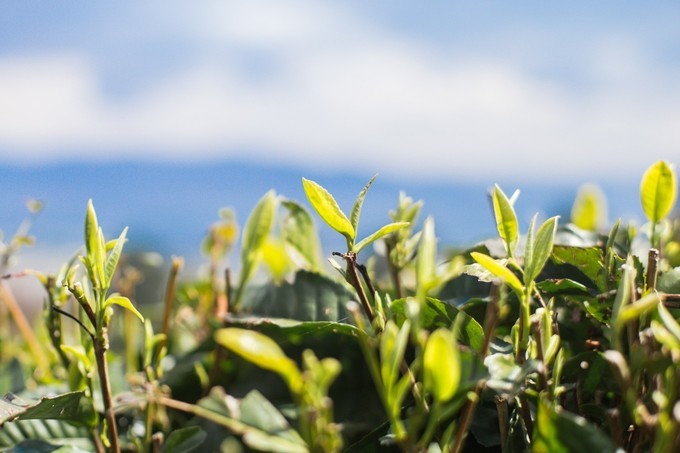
[379,321,410,391]
[239,270,355,322]
[416,217,437,295]
[59,345,91,370]
[533,398,618,453]
[161,426,206,453]
[354,222,409,254]
[524,216,558,286]
[350,174,377,233]
[104,295,144,323]
[215,328,301,392]
[423,328,460,402]
[302,178,354,244]
[390,298,484,353]
[492,185,519,257]
[470,252,523,296]
[240,190,277,286]
[260,239,291,281]
[640,160,677,224]
[197,388,308,453]
[571,184,607,231]
[103,227,127,290]
[551,246,607,292]
[281,200,322,271]
[0,392,95,428]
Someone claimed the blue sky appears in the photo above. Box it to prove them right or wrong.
[1,1,679,182]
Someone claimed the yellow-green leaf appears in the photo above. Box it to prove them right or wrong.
[302,178,354,243]
[350,174,377,233]
[571,184,607,231]
[640,160,677,224]
[105,295,144,323]
[470,252,523,296]
[492,185,519,257]
[524,216,558,286]
[260,238,291,281]
[354,221,409,254]
[423,328,460,402]
[215,328,302,392]
[60,344,92,369]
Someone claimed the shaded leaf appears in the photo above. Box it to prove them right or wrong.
[0,392,94,428]
[533,398,618,453]
[281,200,322,271]
[161,426,206,453]
[390,297,484,353]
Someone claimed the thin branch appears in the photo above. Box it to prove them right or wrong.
[52,305,95,341]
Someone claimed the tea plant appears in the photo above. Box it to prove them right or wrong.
[0,161,679,452]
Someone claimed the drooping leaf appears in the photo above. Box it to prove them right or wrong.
[640,160,677,224]
[302,178,354,244]
[215,328,301,392]
[470,252,523,296]
[354,222,409,254]
[281,200,322,271]
[0,392,94,428]
[161,426,206,453]
[349,174,377,233]
[423,328,460,402]
[571,184,608,231]
[533,398,618,453]
[524,216,558,286]
[492,185,519,257]
[104,295,144,323]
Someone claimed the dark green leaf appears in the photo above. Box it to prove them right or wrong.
[551,246,607,292]
[390,298,484,353]
[0,392,94,428]
[533,398,618,453]
[161,426,206,453]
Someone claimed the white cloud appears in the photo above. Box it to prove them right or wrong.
[0,1,678,181]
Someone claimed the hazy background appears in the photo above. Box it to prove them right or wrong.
[1,1,679,281]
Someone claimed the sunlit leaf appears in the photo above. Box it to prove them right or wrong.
[470,252,523,296]
[524,216,558,286]
[640,160,677,224]
[350,174,377,233]
[571,184,607,231]
[260,239,291,281]
[240,190,277,285]
[354,222,409,254]
[103,227,127,289]
[215,328,301,392]
[104,295,144,323]
[302,178,354,244]
[492,185,519,257]
[416,217,436,294]
[423,328,460,402]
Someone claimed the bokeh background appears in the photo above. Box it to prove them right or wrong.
[1,1,679,279]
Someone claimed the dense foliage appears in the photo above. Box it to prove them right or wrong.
[0,161,679,452]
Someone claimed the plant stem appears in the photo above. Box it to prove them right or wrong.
[451,384,483,453]
[162,256,183,341]
[94,329,120,453]
[336,252,375,324]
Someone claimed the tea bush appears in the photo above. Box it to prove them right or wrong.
[0,161,679,452]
